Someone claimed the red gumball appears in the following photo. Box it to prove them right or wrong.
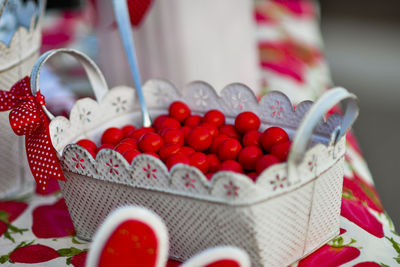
[238,146,263,171]
[180,126,191,141]
[205,172,214,180]
[88,150,96,159]
[271,141,292,162]
[166,153,189,169]
[247,172,258,181]
[138,133,164,153]
[218,138,242,161]
[203,110,225,127]
[242,130,262,147]
[97,144,114,153]
[256,154,280,174]
[184,115,202,128]
[153,115,168,130]
[189,152,209,174]
[159,144,181,161]
[186,127,212,151]
[210,134,229,154]
[129,127,155,140]
[158,117,181,131]
[121,124,136,137]
[161,129,184,146]
[76,139,97,152]
[234,111,260,134]
[261,127,289,152]
[119,138,138,147]
[199,122,219,138]
[169,101,191,123]
[207,154,221,173]
[143,152,160,159]
[219,125,241,140]
[179,146,196,157]
[101,128,124,146]
[115,142,136,155]
[219,160,243,173]
[123,150,141,164]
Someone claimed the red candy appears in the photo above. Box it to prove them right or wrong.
[207,154,221,173]
[97,144,114,153]
[143,152,160,159]
[138,133,164,153]
[247,172,258,181]
[186,127,212,152]
[153,115,168,130]
[76,139,97,152]
[180,126,191,140]
[205,172,214,180]
[261,127,289,152]
[179,146,196,157]
[184,115,202,128]
[115,142,136,155]
[219,125,241,140]
[129,127,155,140]
[119,138,138,147]
[271,141,292,162]
[242,130,262,147]
[159,144,181,161]
[83,103,293,181]
[123,149,141,164]
[256,155,280,174]
[238,146,263,171]
[199,122,218,138]
[166,153,189,169]
[101,128,124,146]
[235,111,260,134]
[219,160,243,173]
[189,152,209,174]
[121,124,136,137]
[161,129,184,146]
[218,138,242,161]
[169,101,191,123]
[158,117,181,131]
[203,110,225,127]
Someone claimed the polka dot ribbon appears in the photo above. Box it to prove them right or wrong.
[0,76,65,193]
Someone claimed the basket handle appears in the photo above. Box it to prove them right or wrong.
[287,87,359,181]
[30,48,109,120]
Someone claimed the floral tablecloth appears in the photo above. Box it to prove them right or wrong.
[0,0,399,266]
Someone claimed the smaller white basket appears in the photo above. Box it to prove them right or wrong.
[30,49,359,267]
[0,0,43,198]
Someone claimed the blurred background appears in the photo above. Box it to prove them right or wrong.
[40,0,400,227]
[320,0,400,228]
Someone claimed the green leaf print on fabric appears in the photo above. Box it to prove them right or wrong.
[386,237,400,263]
[0,211,28,242]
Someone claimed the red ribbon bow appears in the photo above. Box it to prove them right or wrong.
[0,76,65,193]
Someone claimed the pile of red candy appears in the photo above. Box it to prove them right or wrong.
[75,101,291,181]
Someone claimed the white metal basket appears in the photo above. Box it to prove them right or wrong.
[30,49,358,267]
[0,0,43,198]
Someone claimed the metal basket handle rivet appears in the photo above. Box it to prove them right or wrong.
[30,48,109,120]
[288,87,359,181]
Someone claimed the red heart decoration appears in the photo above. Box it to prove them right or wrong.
[127,0,153,26]
[98,219,158,267]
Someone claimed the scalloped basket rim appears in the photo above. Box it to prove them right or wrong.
[53,80,347,204]
[0,11,40,49]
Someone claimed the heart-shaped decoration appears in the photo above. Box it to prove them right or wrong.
[86,207,168,267]
[86,206,251,267]
[127,0,153,26]
[180,247,250,267]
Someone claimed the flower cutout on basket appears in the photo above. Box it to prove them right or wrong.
[86,206,251,267]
